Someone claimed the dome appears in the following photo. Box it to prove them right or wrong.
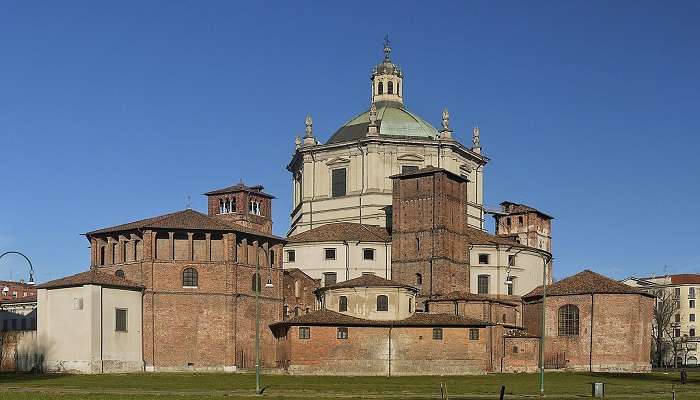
[326,101,440,144]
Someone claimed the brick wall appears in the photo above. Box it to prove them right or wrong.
[275,324,500,375]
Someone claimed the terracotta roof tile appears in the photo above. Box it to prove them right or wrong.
[523,269,653,300]
[464,226,546,252]
[389,166,468,182]
[428,291,519,306]
[316,274,417,293]
[270,309,490,328]
[203,182,275,198]
[36,269,143,290]
[500,201,554,220]
[287,223,390,243]
[85,209,284,241]
[669,274,700,285]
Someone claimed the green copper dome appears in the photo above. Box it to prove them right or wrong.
[326,101,440,144]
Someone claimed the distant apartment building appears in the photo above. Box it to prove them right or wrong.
[623,274,700,366]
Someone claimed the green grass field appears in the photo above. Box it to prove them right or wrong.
[0,370,697,399]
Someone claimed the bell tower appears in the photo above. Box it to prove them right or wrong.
[371,37,404,105]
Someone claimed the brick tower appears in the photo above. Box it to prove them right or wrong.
[204,182,274,234]
[390,167,470,310]
[493,201,552,253]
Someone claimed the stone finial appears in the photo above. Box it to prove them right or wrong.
[472,126,481,153]
[305,115,313,138]
[439,107,453,140]
[295,135,301,149]
[383,34,392,61]
[303,115,316,146]
[367,102,379,136]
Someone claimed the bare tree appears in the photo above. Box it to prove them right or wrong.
[0,330,19,371]
[652,288,680,367]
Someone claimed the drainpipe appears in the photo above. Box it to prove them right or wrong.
[388,325,393,377]
[590,293,594,372]
[100,285,104,374]
[343,240,350,281]
[384,241,389,279]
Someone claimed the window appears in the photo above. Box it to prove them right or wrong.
[270,250,275,266]
[691,328,696,337]
[691,287,697,299]
[73,297,84,310]
[416,273,423,285]
[558,304,580,336]
[252,273,261,293]
[691,300,696,309]
[183,268,198,287]
[506,217,511,226]
[518,216,523,226]
[502,314,507,323]
[508,255,516,267]
[299,327,310,339]
[231,198,237,212]
[100,246,105,265]
[115,308,128,332]
[513,346,519,354]
[675,314,681,323]
[286,250,296,262]
[469,328,480,340]
[388,81,394,94]
[432,328,443,340]
[337,327,348,339]
[478,254,489,264]
[331,168,347,197]
[249,200,261,215]
[401,165,419,174]
[323,272,337,286]
[408,299,413,313]
[363,248,375,260]
[691,314,696,322]
[675,288,682,299]
[416,237,420,251]
[339,296,348,312]
[115,269,125,278]
[377,295,389,311]
[477,275,489,294]
[675,328,681,338]
[324,248,337,260]
[378,82,383,95]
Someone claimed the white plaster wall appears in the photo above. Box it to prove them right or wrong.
[284,241,391,284]
[469,245,548,297]
[322,286,415,320]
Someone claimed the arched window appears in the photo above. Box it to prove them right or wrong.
[231,197,237,212]
[558,304,579,336]
[115,269,125,278]
[388,81,393,94]
[416,237,420,251]
[339,296,348,312]
[377,295,388,311]
[378,82,384,95]
[415,273,423,285]
[252,273,261,293]
[270,250,275,267]
[294,280,300,297]
[99,246,106,265]
[219,199,224,214]
[397,82,400,96]
[183,268,198,287]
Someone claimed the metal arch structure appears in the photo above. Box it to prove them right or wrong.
[0,251,35,284]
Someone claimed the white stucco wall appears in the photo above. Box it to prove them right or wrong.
[284,241,391,284]
[38,285,143,374]
[321,286,416,320]
[469,245,548,297]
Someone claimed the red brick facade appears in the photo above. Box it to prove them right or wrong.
[390,168,470,308]
[282,268,319,319]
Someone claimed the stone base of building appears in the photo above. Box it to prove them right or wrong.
[287,360,488,376]
[43,360,144,374]
[148,365,239,373]
[564,363,652,373]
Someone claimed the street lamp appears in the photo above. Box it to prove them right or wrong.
[0,251,35,285]
[538,254,552,398]
[255,254,274,396]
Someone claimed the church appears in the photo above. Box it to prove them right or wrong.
[283,39,552,310]
[32,40,652,375]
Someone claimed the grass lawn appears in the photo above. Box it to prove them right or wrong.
[0,370,698,399]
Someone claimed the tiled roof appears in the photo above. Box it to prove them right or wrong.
[85,209,284,241]
[0,294,37,305]
[428,291,519,306]
[204,182,275,198]
[316,274,417,293]
[270,309,491,328]
[464,226,545,252]
[389,166,467,182]
[504,328,539,338]
[287,223,390,243]
[36,269,144,290]
[669,274,700,285]
[523,269,654,301]
[500,201,554,220]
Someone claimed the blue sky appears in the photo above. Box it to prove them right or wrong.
[1,1,698,283]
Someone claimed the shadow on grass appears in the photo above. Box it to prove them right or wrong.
[0,372,67,383]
